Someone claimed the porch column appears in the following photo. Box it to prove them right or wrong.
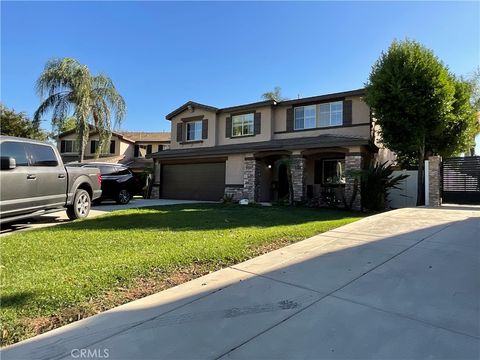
[345,153,363,211]
[291,155,306,203]
[150,159,161,199]
[244,157,260,202]
[428,155,442,206]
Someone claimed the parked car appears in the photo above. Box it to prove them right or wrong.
[68,163,138,204]
[0,136,102,224]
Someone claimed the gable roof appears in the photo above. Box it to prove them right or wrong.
[165,88,365,120]
[117,131,170,142]
[57,125,170,144]
[165,101,219,120]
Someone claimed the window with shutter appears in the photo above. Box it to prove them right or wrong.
[186,121,202,141]
[176,123,184,142]
[90,140,98,154]
[232,113,254,137]
[319,101,343,127]
[202,119,208,139]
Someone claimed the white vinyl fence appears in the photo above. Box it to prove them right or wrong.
[387,170,418,208]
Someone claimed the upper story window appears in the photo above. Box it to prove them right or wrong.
[232,113,254,137]
[90,140,99,154]
[90,140,116,154]
[294,105,316,130]
[320,101,343,127]
[186,121,202,141]
[60,139,79,153]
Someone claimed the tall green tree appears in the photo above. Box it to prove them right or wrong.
[364,39,477,205]
[0,104,47,140]
[261,86,288,101]
[467,67,480,155]
[34,58,126,161]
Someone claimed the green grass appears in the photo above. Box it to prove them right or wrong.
[0,204,363,345]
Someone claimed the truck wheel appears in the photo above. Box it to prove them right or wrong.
[116,189,131,205]
[67,189,91,220]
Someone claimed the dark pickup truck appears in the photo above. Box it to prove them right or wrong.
[0,136,102,224]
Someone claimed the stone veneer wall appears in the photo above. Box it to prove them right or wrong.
[428,155,442,206]
[150,159,161,199]
[345,154,363,211]
[224,185,245,202]
[290,156,306,203]
[243,158,261,202]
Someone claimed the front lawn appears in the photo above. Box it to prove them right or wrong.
[0,204,363,346]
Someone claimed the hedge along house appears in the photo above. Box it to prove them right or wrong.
[148,89,393,210]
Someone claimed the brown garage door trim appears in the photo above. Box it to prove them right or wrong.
[159,157,227,165]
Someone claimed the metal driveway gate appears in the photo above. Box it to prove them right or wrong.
[442,156,480,204]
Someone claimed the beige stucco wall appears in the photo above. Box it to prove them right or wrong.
[350,96,370,125]
[225,154,245,184]
[273,124,371,140]
[57,133,79,154]
[135,142,169,157]
[167,96,372,150]
[170,108,217,150]
[119,140,134,160]
[58,133,134,159]
[216,106,273,146]
[273,95,370,133]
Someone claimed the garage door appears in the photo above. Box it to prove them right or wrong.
[161,162,226,201]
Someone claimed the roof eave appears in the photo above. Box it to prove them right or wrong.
[165,101,218,120]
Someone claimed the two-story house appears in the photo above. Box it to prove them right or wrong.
[57,127,170,171]
[148,89,391,209]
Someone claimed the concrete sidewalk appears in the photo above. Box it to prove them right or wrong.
[2,207,479,359]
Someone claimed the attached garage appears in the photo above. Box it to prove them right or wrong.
[161,162,226,201]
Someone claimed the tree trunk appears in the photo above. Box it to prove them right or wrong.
[416,148,425,206]
[78,120,89,163]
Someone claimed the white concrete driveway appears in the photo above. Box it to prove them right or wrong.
[2,206,479,359]
[0,198,206,236]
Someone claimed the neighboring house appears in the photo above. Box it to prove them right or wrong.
[148,88,392,209]
[57,127,170,171]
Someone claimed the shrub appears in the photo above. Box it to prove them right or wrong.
[360,162,409,211]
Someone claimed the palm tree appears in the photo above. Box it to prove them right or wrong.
[34,58,126,162]
[261,86,288,102]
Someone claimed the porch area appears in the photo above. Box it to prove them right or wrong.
[232,146,369,210]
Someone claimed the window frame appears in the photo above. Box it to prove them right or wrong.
[186,121,203,142]
[109,140,116,154]
[90,140,98,154]
[322,158,346,185]
[319,101,343,127]
[60,139,79,154]
[231,113,254,137]
[294,105,316,130]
